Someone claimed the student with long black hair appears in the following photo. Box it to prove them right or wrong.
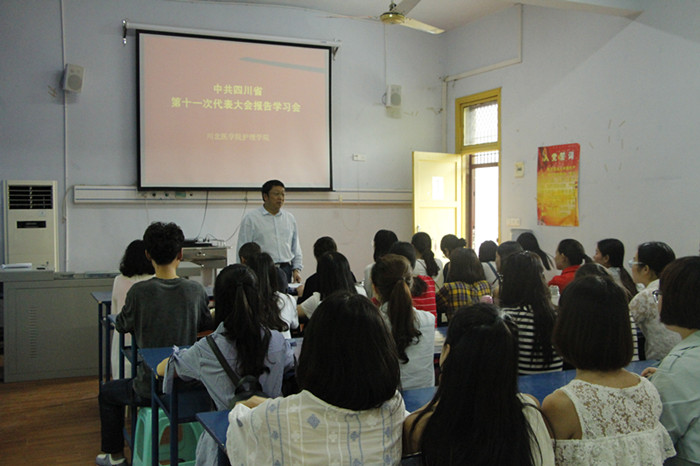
[412,232,444,288]
[500,251,562,374]
[517,232,554,271]
[160,264,294,466]
[226,292,405,464]
[593,238,637,300]
[403,303,554,465]
[372,254,435,389]
[297,251,363,319]
[390,241,438,321]
[363,229,398,297]
[246,252,295,338]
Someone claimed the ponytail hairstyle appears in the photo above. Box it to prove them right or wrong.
[317,251,358,299]
[390,241,427,296]
[413,303,539,466]
[246,252,289,333]
[556,239,591,266]
[596,238,637,299]
[517,232,554,271]
[371,254,421,364]
[440,234,467,257]
[637,241,676,278]
[412,232,440,277]
[213,264,271,377]
[500,252,557,366]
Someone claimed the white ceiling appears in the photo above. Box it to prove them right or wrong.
[178,0,643,33]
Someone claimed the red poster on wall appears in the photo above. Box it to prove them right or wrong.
[537,143,580,227]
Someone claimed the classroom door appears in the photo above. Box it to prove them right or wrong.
[412,151,466,258]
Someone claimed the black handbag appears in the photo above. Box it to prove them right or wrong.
[205,335,267,408]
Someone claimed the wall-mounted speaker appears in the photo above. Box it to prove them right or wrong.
[61,64,84,93]
[386,84,402,109]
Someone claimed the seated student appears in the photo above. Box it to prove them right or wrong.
[412,232,444,288]
[542,275,675,465]
[297,236,336,304]
[436,248,491,322]
[492,240,524,302]
[439,234,467,284]
[246,252,296,339]
[645,256,700,465]
[297,251,364,319]
[593,238,638,299]
[238,241,288,294]
[390,241,438,321]
[548,238,590,293]
[158,264,294,466]
[110,239,154,379]
[574,263,641,361]
[403,303,554,465]
[478,239,499,289]
[372,254,435,389]
[500,251,562,374]
[226,292,405,465]
[517,232,555,271]
[297,236,355,304]
[629,241,680,361]
[363,229,398,298]
[96,222,214,466]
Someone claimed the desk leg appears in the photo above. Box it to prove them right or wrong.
[98,304,103,384]
[170,388,179,466]
[152,378,159,466]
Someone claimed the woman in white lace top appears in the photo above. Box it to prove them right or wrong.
[542,275,675,465]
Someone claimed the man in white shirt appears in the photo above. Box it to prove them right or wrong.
[236,180,303,283]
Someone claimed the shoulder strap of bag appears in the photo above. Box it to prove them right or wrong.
[487,262,501,286]
[206,335,241,386]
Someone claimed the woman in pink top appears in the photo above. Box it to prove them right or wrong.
[548,239,590,293]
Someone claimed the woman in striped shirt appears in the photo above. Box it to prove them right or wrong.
[500,251,563,374]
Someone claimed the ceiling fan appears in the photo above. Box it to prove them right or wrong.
[327,0,444,35]
[378,0,444,34]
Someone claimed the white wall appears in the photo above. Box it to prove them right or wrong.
[0,0,443,277]
[445,2,700,260]
[2,0,699,280]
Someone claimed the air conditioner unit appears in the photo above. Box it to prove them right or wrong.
[3,180,59,270]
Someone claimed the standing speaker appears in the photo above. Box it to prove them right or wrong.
[386,84,402,109]
[61,64,84,93]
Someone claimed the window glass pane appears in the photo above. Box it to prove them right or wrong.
[463,100,498,146]
[472,165,499,249]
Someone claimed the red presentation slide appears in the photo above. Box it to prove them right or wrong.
[138,32,332,190]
